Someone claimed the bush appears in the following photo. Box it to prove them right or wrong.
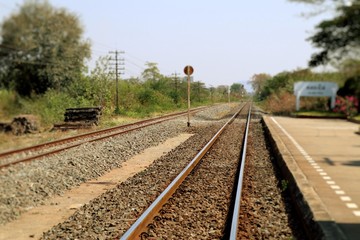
[19,90,77,127]
[0,89,21,119]
[265,91,296,115]
[333,95,359,117]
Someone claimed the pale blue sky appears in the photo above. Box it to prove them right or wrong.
[0,0,330,90]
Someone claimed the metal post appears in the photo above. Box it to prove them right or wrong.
[183,65,193,127]
[187,73,191,127]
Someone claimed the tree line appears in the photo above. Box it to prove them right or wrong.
[0,1,246,126]
[248,0,360,116]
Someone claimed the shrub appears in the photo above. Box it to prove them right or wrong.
[333,96,359,117]
[19,90,77,127]
[265,91,296,115]
[0,89,21,119]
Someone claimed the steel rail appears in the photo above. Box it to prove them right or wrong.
[0,107,206,169]
[229,103,252,239]
[119,104,246,240]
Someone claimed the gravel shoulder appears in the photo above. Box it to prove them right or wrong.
[0,103,239,238]
[0,134,193,240]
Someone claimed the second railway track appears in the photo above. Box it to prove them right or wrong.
[0,107,206,168]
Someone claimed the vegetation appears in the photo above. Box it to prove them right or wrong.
[0,1,247,130]
[249,0,360,118]
[0,55,246,128]
[308,1,360,67]
[0,0,91,97]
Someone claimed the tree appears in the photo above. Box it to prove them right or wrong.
[142,62,161,82]
[308,1,360,66]
[71,56,113,108]
[248,73,271,95]
[230,83,244,93]
[0,0,91,96]
[230,83,245,100]
[289,0,360,66]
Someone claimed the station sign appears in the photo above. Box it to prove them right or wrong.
[294,81,338,97]
[294,81,338,111]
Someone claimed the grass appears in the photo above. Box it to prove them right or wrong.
[291,111,346,118]
[352,115,360,121]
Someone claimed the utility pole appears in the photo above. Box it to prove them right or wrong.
[109,50,125,114]
[197,81,201,102]
[228,86,231,103]
[171,72,179,104]
[171,72,179,94]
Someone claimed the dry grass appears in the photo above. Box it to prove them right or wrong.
[0,116,137,153]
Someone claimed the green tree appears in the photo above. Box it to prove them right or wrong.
[230,83,245,100]
[0,0,90,96]
[248,73,271,98]
[142,62,161,84]
[309,1,360,66]
[290,0,360,66]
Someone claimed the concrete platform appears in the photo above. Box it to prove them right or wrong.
[263,116,360,240]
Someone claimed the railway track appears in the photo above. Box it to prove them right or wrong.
[2,103,303,239]
[120,103,251,239]
[0,107,205,169]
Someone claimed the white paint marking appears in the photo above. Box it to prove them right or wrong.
[346,203,358,209]
[326,181,335,185]
[354,211,360,217]
[335,190,345,195]
[270,118,358,218]
[340,196,351,202]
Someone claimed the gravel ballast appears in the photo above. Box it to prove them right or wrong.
[0,104,236,225]
[0,104,306,240]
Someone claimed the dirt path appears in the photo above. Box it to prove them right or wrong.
[0,133,192,240]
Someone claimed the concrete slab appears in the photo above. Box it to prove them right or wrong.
[263,116,360,240]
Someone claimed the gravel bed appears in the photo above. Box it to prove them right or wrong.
[237,118,305,239]
[41,122,224,239]
[0,104,239,225]
[142,117,245,239]
[1,103,307,239]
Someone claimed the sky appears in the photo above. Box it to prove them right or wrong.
[0,0,332,91]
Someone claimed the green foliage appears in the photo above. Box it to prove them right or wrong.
[292,110,345,117]
[142,62,161,82]
[230,83,244,93]
[0,89,21,119]
[19,90,77,125]
[248,73,272,99]
[281,179,289,192]
[0,55,240,128]
[308,1,360,66]
[252,68,346,113]
[68,56,113,109]
[0,0,90,96]
[137,88,156,106]
[0,88,76,126]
